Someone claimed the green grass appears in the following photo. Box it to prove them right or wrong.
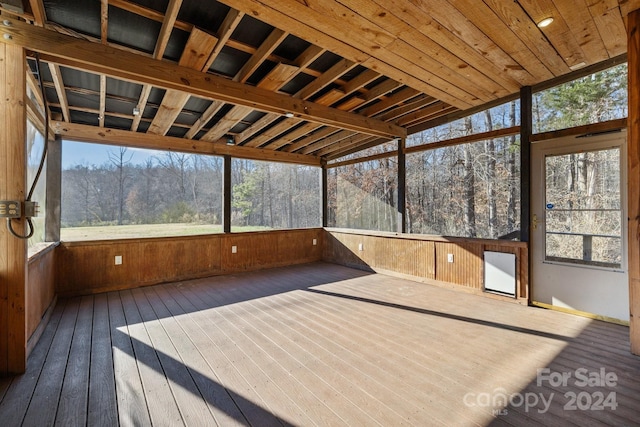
[60,223,273,241]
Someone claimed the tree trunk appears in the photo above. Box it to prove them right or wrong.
[463,117,477,237]
[507,101,517,232]
[484,110,497,238]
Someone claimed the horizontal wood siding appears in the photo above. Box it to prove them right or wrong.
[27,246,57,341]
[324,229,528,302]
[57,229,323,296]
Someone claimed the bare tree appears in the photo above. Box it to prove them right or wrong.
[108,147,133,225]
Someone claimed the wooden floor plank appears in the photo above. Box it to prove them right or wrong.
[119,289,184,426]
[55,295,94,426]
[21,298,80,426]
[107,291,151,427]
[177,277,382,426]
[0,299,65,426]
[144,285,248,426]
[161,282,287,427]
[175,283,311,426]
[1,262,639,426]
[87,293,117,426]
[225,276,490,426]
[0,377,11,403]
[130,287,219,426]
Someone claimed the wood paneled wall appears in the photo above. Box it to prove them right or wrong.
[56,229,323,296]
[27,245,57,352]
[323,229,528,303]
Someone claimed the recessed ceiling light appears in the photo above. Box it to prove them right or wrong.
[537,17,554,28]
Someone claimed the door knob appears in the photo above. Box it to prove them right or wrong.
[532,214,543,230]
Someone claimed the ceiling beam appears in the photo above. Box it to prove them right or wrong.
[199,29,290,142]
[183,9,245,139]
[153,0,183,59]
[100,0,108,43]
[234,44,325,143]
[28,0,46,26]
[147,27,219,136]
[0,19,405,138]
[52,121,321,166]
[131,0,183,132]
[216,0,476,110]
[99,74,106,127]
[200,64,300,142]
[48,63,70,122]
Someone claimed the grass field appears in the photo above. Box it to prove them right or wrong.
[60,223,272,241]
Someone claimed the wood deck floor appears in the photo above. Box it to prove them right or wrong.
[1,262,639,426]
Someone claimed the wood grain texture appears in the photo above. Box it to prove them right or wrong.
[0,43,28,375]
[53,121,322,166]
[26,245,56,341]
[627,8,640,355]
[3,263,639,425]
[323,229,528,302]
[57,229,323,296]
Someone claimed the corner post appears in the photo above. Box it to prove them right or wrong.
[520,86,532,243]
[223,155,231,233]
[0,43,28,374]
[627,9,640,355]
[397,137,407,233]
[45,135,62,242]
[321,162,328,228]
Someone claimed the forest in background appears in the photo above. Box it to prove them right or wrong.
[58,64,628,241]
[328,64,627,240]
[61,153,320,230]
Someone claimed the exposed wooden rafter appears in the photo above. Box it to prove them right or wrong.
[199,28,289,142]
[53,121,321,166]
[182,8,245,139]
[100,0,108,44]
[48,63,70,122]
[147,28,219,136]
[1,19,403,138]
[99,74,106,127]
[28,0,46,26]
[131,0,183,132]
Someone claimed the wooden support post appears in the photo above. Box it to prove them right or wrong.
[223,155,231,233]
[627,9,640,355]
[397,137,406,234]
[0,43,28,375]
[45,135,62,242]
[321,165,328,228]
[520,86,532,243]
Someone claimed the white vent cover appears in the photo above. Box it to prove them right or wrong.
[484,251,516,297]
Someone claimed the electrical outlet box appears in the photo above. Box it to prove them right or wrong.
[114,255,122,265]
[24,201,39,218]
[0,200,20,218]
[447,253,454,263]
[312,238,317,246]
[231,245,237,254]
[358,243,363,251]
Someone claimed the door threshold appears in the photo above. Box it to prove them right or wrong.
[531,301,629,326]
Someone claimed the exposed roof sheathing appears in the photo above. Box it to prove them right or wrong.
[4,0,638,163]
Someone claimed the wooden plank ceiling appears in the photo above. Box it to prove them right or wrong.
[3,0,638,162]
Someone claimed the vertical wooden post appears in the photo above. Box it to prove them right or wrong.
[627,9,640,355]
[321,164,328,228]
[520,86,532,243]
[45,135,62,242]
[223,155,231,233]
[397,137,406,234]
[0,43,27,375]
